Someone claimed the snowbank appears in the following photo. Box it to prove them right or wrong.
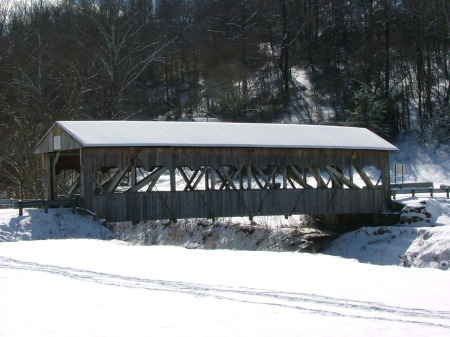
[399,198,442,225]
[0,208,112,242]
[323,197,450,270]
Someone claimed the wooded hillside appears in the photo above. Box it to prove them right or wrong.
[0,0,449,198]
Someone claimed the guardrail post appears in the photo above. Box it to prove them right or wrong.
[44,199,49,213]
[430,187,433,198]
[71,198,76,214]
[446,187,449,198]
[411,188,415,197]
[18,200,23,216]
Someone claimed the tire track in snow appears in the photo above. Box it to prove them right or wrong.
[1,256,449,329]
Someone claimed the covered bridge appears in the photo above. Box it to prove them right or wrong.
[34,121,398,223]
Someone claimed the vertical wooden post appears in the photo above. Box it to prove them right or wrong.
[48,155,56,200]
[205,166,210,190]
[71,198,76,214]
[282,167,287,189]
[272,166,276,189]
[79,148,85,199]
[52,152,61,199]
[211,168,215,190]
[42,154,52,200]
[80,148,95,211]
[130,159,137,188]
[170,168,176,192]
[247,165,252,189]
[381,152,392,210]
[239,168,244,189]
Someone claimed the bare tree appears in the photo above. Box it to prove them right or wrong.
[77,0,171,119]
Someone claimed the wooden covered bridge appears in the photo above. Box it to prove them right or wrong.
[34,121,398,223]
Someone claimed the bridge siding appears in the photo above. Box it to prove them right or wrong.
[89,189,385,222]
[78,146,391,222]
[80,146,388,171]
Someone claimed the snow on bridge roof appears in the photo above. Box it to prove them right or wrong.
[52,121,397,151]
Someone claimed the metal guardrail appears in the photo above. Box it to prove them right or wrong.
[0,198,81,216]
[391,182,434,189]
[391,186,449,199]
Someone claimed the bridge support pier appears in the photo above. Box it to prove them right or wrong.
[320,213,383,233]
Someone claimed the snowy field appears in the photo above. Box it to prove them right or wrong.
[1,236,450,337]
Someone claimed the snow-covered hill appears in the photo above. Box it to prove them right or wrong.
[391,131,450,186]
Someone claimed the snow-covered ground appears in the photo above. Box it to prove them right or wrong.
[1,237,450,337]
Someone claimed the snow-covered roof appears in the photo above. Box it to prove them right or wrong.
[53,121,398,151]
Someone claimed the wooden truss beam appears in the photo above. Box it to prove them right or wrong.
[191,167,208,190]
[307,166,326,188]
[220,167,240,190]
[353,166,375,189]
[326,165,360,189]
[127,166,166,192]
[252,165,271,189]
[288,166,313,189]
[68,175,81,197]
[106,167,129,192]
[326,166,343,188]
[179,167,200,191]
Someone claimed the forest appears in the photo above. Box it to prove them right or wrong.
[0,0,449,199]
